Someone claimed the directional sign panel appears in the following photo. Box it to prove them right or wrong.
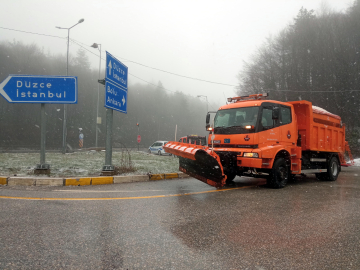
[106,51,128,90]
[105,80,127,113]
[0,75,77,103]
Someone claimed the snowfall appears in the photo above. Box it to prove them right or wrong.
[0,151,358,178]
[0,151,179,177]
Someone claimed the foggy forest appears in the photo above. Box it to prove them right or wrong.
[237,1,360,155]
[1,1,360,156]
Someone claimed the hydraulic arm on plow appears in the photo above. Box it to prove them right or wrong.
[164,143,227,188]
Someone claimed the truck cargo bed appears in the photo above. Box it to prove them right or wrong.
[289,101,345,153]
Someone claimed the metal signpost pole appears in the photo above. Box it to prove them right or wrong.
[91,43,102,148]
[56,18,84,154]
[105,108,113,167]
[40,103,46,166]
[96,46,101,148]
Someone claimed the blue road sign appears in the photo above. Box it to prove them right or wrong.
[0,75,77,103]
[105,80,128,113]
[106,51,128,90]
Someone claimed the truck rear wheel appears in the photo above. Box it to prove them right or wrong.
[317,156,339,181]
[267,158,289,189]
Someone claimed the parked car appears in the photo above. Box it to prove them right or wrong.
[148,141,170,155]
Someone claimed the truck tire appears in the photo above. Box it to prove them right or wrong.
[267,158,289,189]
[225,173,236,185]
[317,156,339,181]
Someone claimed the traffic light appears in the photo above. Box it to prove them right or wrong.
[136,123,139,126]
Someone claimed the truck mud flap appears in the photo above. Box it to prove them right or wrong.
[164,142,227,188]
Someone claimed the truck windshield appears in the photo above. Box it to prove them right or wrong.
[214,107,259,134]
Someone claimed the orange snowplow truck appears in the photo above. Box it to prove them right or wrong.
[164,93,354,188]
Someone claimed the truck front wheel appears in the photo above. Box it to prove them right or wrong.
[267,158,289,189]
[225,173,236,185]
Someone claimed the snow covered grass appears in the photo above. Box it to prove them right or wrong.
[0,151,180,177]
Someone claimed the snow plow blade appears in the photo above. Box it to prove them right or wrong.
[164,142,227,188]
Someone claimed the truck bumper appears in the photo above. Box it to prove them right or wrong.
[237,157,268,168]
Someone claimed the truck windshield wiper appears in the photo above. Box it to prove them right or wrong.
[227,125,246,128]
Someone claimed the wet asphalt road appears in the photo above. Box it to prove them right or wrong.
[0,167,359,270]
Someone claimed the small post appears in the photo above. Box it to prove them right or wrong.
[35,103,50,175]
[137,123,139,151]
[175,124,177,141]
[79,128,84,149]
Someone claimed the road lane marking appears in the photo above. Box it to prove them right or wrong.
[0,186,252,201]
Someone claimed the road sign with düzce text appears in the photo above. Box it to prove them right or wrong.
[105,51,128,113]
[0,75,77,103]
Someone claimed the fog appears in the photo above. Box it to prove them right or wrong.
[0,0,352,103]
[0,0,358,154]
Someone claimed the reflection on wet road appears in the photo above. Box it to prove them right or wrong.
[0,167,359,269]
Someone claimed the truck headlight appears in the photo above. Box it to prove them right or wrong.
[243,153,259,158]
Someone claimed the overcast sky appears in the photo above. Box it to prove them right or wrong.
[0,0,354,107]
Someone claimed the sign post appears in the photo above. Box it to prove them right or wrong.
[0,75,78,174]
[100,52,128,175]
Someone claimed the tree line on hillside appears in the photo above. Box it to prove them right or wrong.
[0,41,210,150]
[237,1,360,156]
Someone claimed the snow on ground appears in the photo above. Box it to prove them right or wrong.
[0,151,179,177]
[353,158,360,167]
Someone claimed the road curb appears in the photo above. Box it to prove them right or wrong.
[0,176,8,185]
[0,172,188,187]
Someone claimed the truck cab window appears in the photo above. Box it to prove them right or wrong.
[281,106,292,125]
[261,107,274,129]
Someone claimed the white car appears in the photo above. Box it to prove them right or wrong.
[148,141,169,155]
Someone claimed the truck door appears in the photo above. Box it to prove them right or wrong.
[279,105,294,144]
[258,104,281,144]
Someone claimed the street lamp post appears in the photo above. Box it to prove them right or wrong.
[56,18,84,154]
[197,95,208,113]
[90,43,101,148]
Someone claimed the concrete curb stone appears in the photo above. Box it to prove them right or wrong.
[8,177,35,186]
[1,172,190,187]
[114,175,149,184]
[36,178,64,186]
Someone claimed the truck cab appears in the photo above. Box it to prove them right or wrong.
[206,95,298,185]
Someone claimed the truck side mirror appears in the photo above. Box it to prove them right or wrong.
[272,107,280,119]
[206,113,210,125]
[206,113,211,130]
